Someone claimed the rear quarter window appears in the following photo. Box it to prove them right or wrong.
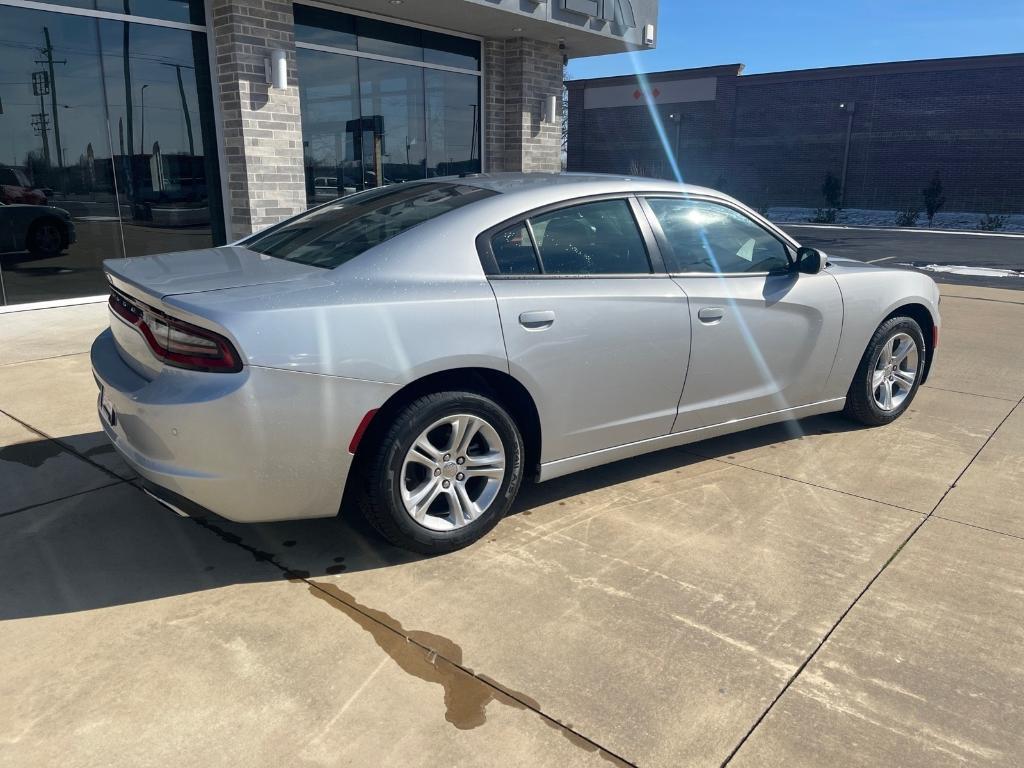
[243,183,495,269]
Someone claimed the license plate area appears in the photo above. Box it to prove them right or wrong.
[99,386,116,426]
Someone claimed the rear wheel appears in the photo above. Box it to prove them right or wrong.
[844,316,926,426]
[27,219,64,257]
[359,391,524,554]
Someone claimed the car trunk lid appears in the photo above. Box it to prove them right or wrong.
[103,245,320,300]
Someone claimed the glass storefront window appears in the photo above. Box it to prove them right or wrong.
[294,5,481,71]
[294,4,356,52]
[425,70,480,177]
[297,48,361,202]
[358,58,426,187]
[0,2,222,305]
[24,0,206,26]
[295,6,482,205]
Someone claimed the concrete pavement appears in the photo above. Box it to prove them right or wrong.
[2,286,1023,766]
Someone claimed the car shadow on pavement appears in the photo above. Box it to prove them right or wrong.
[1,414,861,621]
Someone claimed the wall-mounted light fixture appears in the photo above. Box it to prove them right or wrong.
[265,49,287,89]
[643,23,656,46]
[542,94,559,124]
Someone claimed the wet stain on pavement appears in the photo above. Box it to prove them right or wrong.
[0,440,65,468]
[325,564,347,575]
[308,580,522,730]
[307,581,630,765]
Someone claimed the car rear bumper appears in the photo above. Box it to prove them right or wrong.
[91,328,397,523]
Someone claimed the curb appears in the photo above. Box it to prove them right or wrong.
[780,223,1024,239]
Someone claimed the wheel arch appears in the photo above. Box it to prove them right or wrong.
[26,215,68,249]
[883,302,936,383]
[351,367,543,480]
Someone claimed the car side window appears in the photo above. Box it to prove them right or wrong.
[490,223,540,275]
[528,199,651,275]
[646,198,790,274]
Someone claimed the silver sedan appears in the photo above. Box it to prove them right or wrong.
[91,174,941,553]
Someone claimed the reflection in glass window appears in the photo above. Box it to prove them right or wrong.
[99,19,222,257]
[26,0,205,25]
[422,30,480,71]
[355,14,422,61]
[294,6,481,202]
[297,31,481,202]
[646,199,790,274]
[294,4,356,51]
[244,183,495,269]
[491,223,539,275]
[0,3,222,305]
[426,70,480,178]
[358,58,426,187]
[530,200,651,275]
[294,6,481,72]
[298,48,361,204]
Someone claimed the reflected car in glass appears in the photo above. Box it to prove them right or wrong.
[0,202,75,257]
[91,174,940,553]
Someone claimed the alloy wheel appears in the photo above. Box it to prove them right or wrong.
[34,224,61,254]
[399,414,506,532]
[871,332,918,411]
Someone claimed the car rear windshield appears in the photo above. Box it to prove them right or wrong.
[242,182,495,269]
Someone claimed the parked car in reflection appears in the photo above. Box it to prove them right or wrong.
[0,202,76,256]
[0,167,50,206]
[91,174,940,555]
[312,175,358,202]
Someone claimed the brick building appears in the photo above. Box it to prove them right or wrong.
[0,0,658,307]
[567,54,1024,215]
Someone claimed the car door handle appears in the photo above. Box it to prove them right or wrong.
[519,310,555,330]
[698,307,725,324]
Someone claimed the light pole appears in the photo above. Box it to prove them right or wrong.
[139,84,149,155]
[839,101,856,207]
[140,84,149,156]
[159,63,195,156]
[668,112,683,169]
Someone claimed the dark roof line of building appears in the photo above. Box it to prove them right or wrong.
[567,51,1024,88]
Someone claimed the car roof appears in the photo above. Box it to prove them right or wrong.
[446,172,719,201]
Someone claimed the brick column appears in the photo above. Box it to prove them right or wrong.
[211,0,306,238]
[484,38,563,173]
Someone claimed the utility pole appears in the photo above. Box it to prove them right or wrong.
[161,63,195,156]
[838,101,856,208]
[37,27,66,171]
[140,83,149,155]
[668,112,683,170]
[31,70,51,165]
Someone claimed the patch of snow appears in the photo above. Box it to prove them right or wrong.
[904,264,1023,278]
[766,207,1024,234]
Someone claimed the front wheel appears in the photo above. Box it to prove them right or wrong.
[844,316,926,426]
[359,391,524,554]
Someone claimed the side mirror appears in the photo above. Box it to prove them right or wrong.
[794,246,825,275]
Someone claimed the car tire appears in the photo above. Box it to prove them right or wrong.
[358,391,524,555]
[27,219,65,257]
[844,316,927,427]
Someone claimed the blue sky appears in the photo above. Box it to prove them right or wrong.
[568,1,1024,79]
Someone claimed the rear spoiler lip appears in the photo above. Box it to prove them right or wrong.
[103,268,165,305]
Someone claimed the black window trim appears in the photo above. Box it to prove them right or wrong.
[637,194,798,278]
[476,193,669,279]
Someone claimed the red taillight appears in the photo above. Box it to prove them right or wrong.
[109,290,242,373]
